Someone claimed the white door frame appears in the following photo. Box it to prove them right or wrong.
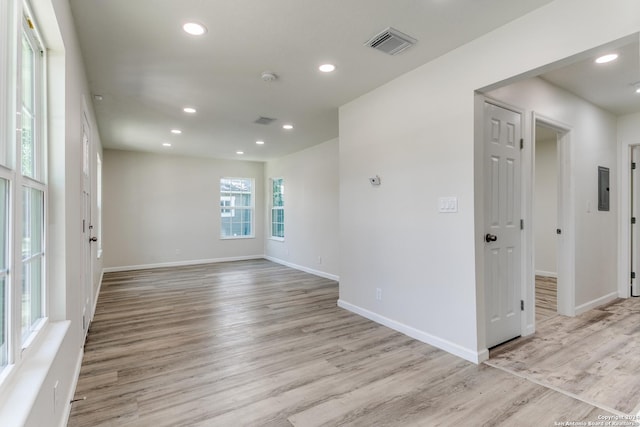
[475,95,525,351]
[529,114,575,325]
[476,97,577,353]
[619,142,640,299]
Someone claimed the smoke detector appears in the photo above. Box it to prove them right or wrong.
[365,27,417,56]
[261,71,278,82]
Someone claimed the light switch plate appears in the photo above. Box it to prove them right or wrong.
[438,197,458,213]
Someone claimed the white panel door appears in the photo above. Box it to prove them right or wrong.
[484,102,522,348]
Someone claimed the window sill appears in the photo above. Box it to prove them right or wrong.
[220,236,255,240]
[0,320,71,427]
[269,237,285,242]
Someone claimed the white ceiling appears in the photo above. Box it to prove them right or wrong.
[69,1,640,162]
[540,37,640,116]
[69,0,556,161]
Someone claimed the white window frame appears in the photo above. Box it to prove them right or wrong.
[270,177,284,241]
[17,2,47,351]
[0,0,48,383]
[219,177,255,239]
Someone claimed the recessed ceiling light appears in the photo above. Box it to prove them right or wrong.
[319,64,336,73]
[236,151,244,155]
[636,87,640,94]
[595,53,618,64]
[183,107,196,114]
[162,143,172,147]
[282,124,293,130]
[256,140,265,145]
[171,129,182,134]
[183,22,207,36]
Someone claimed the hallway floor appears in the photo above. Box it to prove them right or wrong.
[488,295,640,415]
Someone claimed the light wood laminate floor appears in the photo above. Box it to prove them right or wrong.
[535,275,558,323]
[69,260,617,426]
[489,296,640,415]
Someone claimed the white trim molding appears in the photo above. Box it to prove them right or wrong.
[60,347,84,427]
[574,292,619,316]
[265,256,339,282]
[102,255,265,273]
[337,299,487,364]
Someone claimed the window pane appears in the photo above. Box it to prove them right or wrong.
[22,35,34,113]
[0,180,8,271]
[0,179,8,368]
[21,34,35,178]
[22,187,44,343]
[272,178,284,207]
[220,178,253,238]
[23,187,43,257]
[271,179,284,238]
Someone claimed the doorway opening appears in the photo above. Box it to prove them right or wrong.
[531,116,574,324]
[533,122,560,323]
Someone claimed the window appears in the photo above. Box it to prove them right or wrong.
[0,180,8,368]
[270,178,284,239]
[21,186,44,342]
[19,10,46,346]
[0,1,48,375]
[220,178,254,238]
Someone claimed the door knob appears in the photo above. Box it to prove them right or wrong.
[89,237,98,242]
[485,233,497,243]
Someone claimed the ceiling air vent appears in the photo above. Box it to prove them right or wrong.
[254,116,276,125]
[365,27,417,56]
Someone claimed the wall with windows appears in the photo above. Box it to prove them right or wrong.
[103,149,264,270]
[339,0,640,363]
[0,0,104,426]
[264,138,339,280]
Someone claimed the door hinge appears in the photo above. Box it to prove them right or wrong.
[633,217,637,225]
[633,162,637,170]
[520,300,524,311]
[520,219,524,230]
[632,272,636,280]
[520,138,524,150]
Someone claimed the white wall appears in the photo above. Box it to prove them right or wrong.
[534,136,558,277]
[486,77,618,310]
[339,0,640,362]
[103,149,265,269]
[0,0,104,426]
[264,138,339,280]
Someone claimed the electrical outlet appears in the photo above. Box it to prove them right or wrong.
[53,380,59,413]
[376,288,382,301]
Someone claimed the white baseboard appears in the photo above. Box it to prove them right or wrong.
[92,270,103,319]
[337,299,485,364]
[574,291,619,315]
[265,256,339,282]
[103,255,265,273]
[59,347,84,427]
[535,270,557,278]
